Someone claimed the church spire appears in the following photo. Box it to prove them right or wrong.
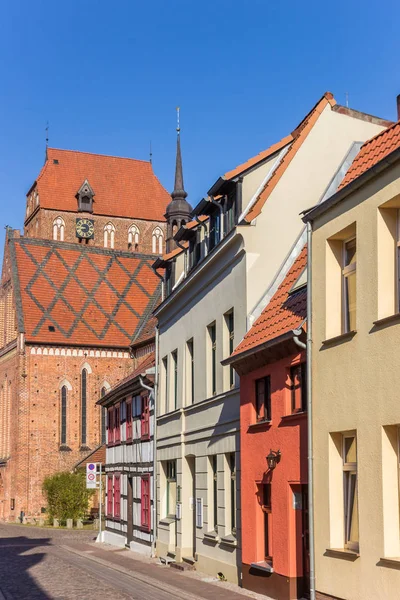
[165,108,192,252]
[171,108,187,201]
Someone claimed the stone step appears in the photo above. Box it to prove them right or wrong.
[182,556,196,566]
[159,555,176,566]
[170,561,195,572]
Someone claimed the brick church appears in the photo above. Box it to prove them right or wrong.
[0,147,170,520]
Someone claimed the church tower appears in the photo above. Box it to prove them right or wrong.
[165,109,192,252]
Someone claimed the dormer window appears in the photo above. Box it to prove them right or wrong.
[76,179,94,213]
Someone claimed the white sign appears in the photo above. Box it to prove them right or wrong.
[86,462,98,489]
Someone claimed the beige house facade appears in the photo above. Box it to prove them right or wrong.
[303,120,400,600]
[153,95,389,583]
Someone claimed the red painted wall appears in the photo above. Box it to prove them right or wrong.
[240,350,307,579]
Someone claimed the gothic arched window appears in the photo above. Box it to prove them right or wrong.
[104,222,115,249]
[61,385,67,444]
[152,227,164,254]
[81,369,87,445]
[53,217,65,241]
[128,224,140,251]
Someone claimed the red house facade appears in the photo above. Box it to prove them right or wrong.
[225,247,308,599]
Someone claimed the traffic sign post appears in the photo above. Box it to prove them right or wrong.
[86,462,102,541]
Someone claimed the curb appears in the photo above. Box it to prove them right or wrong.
[61,545,205,600]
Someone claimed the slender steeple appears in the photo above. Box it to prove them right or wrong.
[165,108,192,252]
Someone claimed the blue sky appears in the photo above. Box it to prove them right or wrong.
[0,0,399,260]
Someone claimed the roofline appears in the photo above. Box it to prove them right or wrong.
[97,371,153,407]
[73,444,105,469]
[302,146,400,223]
[47,147,152,164]
[332,105,393,128]
[222,330,296,367]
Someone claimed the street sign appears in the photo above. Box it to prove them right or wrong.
[86,462,98,489]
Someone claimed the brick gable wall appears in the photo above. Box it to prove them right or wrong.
[24,209,166,255]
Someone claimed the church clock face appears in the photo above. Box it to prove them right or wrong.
[76,218,94,239]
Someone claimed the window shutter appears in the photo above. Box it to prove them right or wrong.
[196,497,203,528]
[107,476,113,516]
[141,395,150,439]
[141,475,150,530]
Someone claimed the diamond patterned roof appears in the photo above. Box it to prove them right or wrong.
[11,237,160,348]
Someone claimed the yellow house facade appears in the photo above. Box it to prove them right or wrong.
[304,121,400,600]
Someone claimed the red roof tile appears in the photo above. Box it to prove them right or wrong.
[132,315,156,348]
[224,135,293,180]
[244,93,336,222]
[74,445,106,469]
[231,247,307,357]
[338,121,400,190]
[31,148,170,221]
[11,237,161,348]
[101,351,155,402]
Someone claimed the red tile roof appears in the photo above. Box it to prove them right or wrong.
[31,148,170,221]
[132,315,156,348]
[98,351,155,405]
[11,237,161,347]
[74,445,106,469]
[338,121,400,190]
[244,93,337,222]
[231,247,307,358]
[224,135,293,181]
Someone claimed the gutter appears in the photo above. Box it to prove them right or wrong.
[221,330,295,367]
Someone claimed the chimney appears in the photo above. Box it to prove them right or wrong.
[397,94,400,121]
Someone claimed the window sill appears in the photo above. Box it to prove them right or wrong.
[321,330,356,347]
[378,557,400,570]
[373,313,400,328]
[250,561,274,574]
[247,420,272,432]
[281,412,307,422]
[79,445,91,452]
[204,530,220,543]
[324,548,359,561]
[159,517,176,526]
[220,534,237,547]
[59,445,72,452]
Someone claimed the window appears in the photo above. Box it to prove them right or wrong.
[114,475,121,519]
[60,385,67,445]
[224,310,234,389]
[343,434,358,551]
[107,476,113,516]
[255,376,271,422]
[107,407,114,444]
[114,404,121,444]
[100,387,107,445]
[128,224,140,250]
[261,484,272,561]
[212,456,218,531]
[172,350,178,410]
[224,192,236,234]
[186,339,194,404]
[207,322,217,396]
[162,356,168,413]
[209,211,220,251]
[104,222,115,248]
[141,395,150,439]
[53,217,65,241]
[81,369,87,445]
[166,460,177,517]
[342,238,357,333]
[76,179,94,213]
[196,497,203,528]
[228,452,236,534]
[290,364,307,413]
[152,226,164,254]
[126,400,132,441]
[141,475,151,530]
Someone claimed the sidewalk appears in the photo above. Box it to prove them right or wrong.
[63,540,274,600]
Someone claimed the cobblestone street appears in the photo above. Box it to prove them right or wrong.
[0,524,264,600]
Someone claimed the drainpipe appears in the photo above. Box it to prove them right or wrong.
[140,371,157,558]
[292,223,315,600]
[151,267,165,302]
[209,196,224,241]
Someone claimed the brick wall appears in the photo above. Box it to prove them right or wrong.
[2,344,136,520]
[24,208,167,255]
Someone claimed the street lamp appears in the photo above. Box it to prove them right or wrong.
[266,450,281,470]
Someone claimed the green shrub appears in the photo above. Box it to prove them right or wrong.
[43,471,94,524]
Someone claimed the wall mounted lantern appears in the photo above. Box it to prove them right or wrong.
[266,449,281,470]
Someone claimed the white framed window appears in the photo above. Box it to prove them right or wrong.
[342,237,356,333]
[152,226,164,254]
[128,224,140,250]
[53,216,65,241]
[104,222,115,249]
[196,497,203,528]
[342,433,358,551]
